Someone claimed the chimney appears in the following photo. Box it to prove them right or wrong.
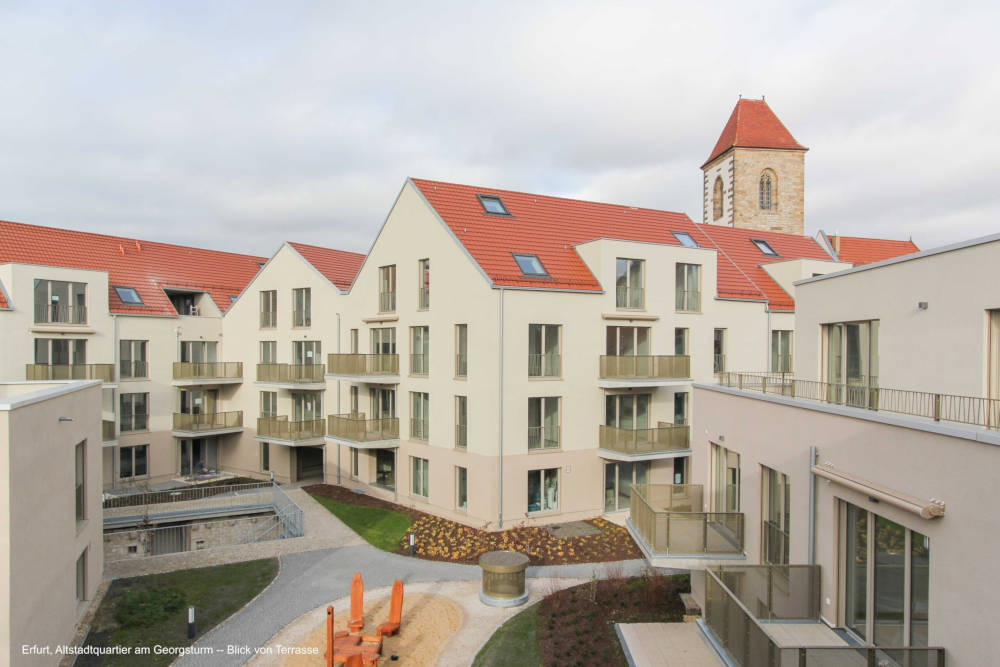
[135,240,142,252]
[832,236,840,252]
[118,244,126,256]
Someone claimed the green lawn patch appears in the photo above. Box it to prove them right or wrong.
[310,493,412,551]
[80,558,278,666]
[472,603,542,667]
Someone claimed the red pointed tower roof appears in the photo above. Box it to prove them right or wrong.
[703,98,807,167]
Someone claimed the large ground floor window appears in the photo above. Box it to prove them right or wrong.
[411,456,429,497]
[528,468,559,513]
[180,437,218,476]
[375,449,395,490]
[604,461,649,512]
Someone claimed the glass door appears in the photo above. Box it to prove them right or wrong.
[603,461,650,513]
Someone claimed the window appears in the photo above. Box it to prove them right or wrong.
[759,170,775,210]
[713,329,726,373]
[418,259,430,309]
[478,194,509,215]
[260,391,277,417]
[604,461,649,512]
[293,287,311,327]
[411,457,429,497]
[673,457,686,485]
[606,326,650,356]
[372,327,396,354]
[712,176,724,220]
[375,449,395,490]
[761,466,790,564]
[674,328,688,355]
[673,392,688,426]
[76,549,87,603]
[119,444,148,479]
[990,310,1000,402]
[120,393,148,432]
[771,330,793,372]
[456,467,468,511]
[528,324,560,377]
[751,238,778,256]
[34,279,87,323]
[350,386,359,414]
[75,441,85,523]
[615,258,644,308]
[120,340,148,379]
[180,341,217,363]
[180,438,218,476]
[180,388,217,415]
[711,443,740,512]
[824,321,879,407]
[675,263,701,311]
[379,265,396,312]
[351,448,359,478]
[114,286,143,305]
[673,231,699,248]
[292,340,321,365]
[350,329,359,354]
[168,291,200,316]
[527,468,558,513]
[605,394,650,431]
[528,397,560,450]
[410,326,429,375]
[410,392,429,440]
[34,338,86,366]
[455,324,468,377]
[292,392,322,421]
[260,290,277,328]
[260,341,277,364]
[370,387,396,419]
[512,253,547,276]
[261,443,270,472]
[455,396,467,449]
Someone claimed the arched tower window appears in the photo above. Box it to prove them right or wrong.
[712,177,724,220]
[759,170,776,211]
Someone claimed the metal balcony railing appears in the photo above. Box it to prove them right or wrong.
[256,416,325,441]
[34,303,87,324]
[615,285,644,309]
[327,414,399,442]
[173,411,243,432]
[379,291,396,313]
[119,413,149,433]
[418,287,430,309]
[528,353,561,377]
[455,423,467,449]
[102,419,116,442]
[599,424,689,455]
[714,353,726,374]
[259,311,277,328]
[629,484,744,555]
[327,353,399,376]
[599,355,690,380]
[173,362,243,381]
[256,363,325,383]
[26,363,114,383]
[676,289,701,312]
[527,425,560,450]
[410,418,429,441]
[292,308,311,327]
[119,360,148,379]
[455,353,468,377]
[410,354,429,375]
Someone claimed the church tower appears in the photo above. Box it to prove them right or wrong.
[702,98,807,235]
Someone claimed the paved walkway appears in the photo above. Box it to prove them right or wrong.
[618,623,723,666]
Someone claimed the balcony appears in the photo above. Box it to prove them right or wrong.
[598,424,690,460]
[719,371,1000,430]
[256,416,325,445]
[102,419,116,444]
[34,303,87,325]
[627,484,744,557]
[704,564,945,666]
[173,362,243,386]
[379,291,396,313]
[172,411,244,436]
[327,354,400,382]
[599,355,691,387]
[26,363,115,385]
[326,413,399,446]
[256,363,326,389]
[527,426,560,450]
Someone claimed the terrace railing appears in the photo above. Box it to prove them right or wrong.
[599,424,689,455]
[172,411,243,432]
[103,481,273,512]
[173,362,243,381]
[327,353,399,376]
[26,363,114,383]
[256,363,325,383]
[600,355,691,380]
[327,413,399,442]
[256,416,325,440]
[629,483,743,555]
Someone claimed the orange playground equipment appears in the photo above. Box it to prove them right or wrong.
[324,573,406,666]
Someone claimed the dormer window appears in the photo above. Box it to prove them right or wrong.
[673,232,699,248]
[114,286,143,305]
[751,239,778,257]
[478,194,510,216]
[513,253,547,277]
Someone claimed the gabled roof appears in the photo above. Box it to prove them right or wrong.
[703,99,807,167]
[828,235,919,266]
[696,224,833,312]
[410,178,715,291]
[288,242,365,291]
[0,219,266,316]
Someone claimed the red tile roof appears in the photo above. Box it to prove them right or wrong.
[0,219,266,316]
[703,99,807,167]
[0,279,8,308]
[695,224,834,312]
[288,242,366,291]
[829,235,919,266]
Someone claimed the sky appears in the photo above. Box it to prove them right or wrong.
[0,1,997,258]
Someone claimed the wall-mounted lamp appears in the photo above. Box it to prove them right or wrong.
[918,301,929,310]
[58,417,74,422]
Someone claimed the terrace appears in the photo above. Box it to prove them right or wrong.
[627,484,744,558]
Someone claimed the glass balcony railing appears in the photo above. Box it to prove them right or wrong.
[256,416,325,441]
[455,353,468,378]
[599,424,689,455]
[173,411,243,432]
[455,423,467,449]
[173,362,243,381]
[256,363,325,383]
[714,353,726,374]
[676,289,701,312]
[418,287,430,309]
[292,309,311,327]
[327,353,399,376]
[327,414,399,442]
[599,355,690,380]
[26,364,114,383]
[629,484,744,555]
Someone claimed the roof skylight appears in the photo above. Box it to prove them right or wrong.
[751,238,779,256]
[512,253,547,276]
[477,194,510,216]
[113,286,143,305]
[673,232,699,248]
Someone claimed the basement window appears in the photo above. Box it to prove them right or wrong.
[113,286,143,305]
[672,232,699,248]
[477,194,510,216]
[751,239,779,257]
[512,253,548,277]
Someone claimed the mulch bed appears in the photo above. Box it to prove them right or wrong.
[303,484,643,566]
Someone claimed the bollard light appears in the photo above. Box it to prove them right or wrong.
[188,605,196,639]
[409,533,415,556]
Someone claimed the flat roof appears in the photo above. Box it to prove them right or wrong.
[0,380,102,411]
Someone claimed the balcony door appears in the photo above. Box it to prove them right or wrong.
[180,341,217,363]
[180,389,217,415]
[370,387,396,419]
[604,461,649,513]
[293,392,321,422]
[711,443,740,512]
[989,310,1000,405]
[606,326,650,357]
[605,394,650,430]
[292,340,321,366]
[180,437,219,476]
[825,321,879,406]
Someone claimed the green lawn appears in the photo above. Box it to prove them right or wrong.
[310,493,413,551]
[472,604,542,667]
[80,558,278,666]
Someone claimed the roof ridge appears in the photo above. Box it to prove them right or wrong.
[287,240,366,257]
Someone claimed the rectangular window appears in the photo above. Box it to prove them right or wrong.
[34,279,87,324]
[672,231,699,248]
[605,394,650,430]
[180,341,217,363]
[261,443,270,472]
[455,324,468,377]
[375,449,395,490]
[350,386,359,414]
[410,392,429,440]
[118,444,148,479]
[527,468,559,513]
[120,393,149,432]
[528,397,560,450]
[456,467,468,510]
[260,290,277,328]
[379,265,396,312]
[260,391,277,417]
[372,327,397,354]
[179,438,218,476]
[292,340,321,365]
[293,287,311,327]
[605,326,650,357]
[114,285,143,305]
[528,324,560,377]
[34,338,87,365]
[478,194,510,215]
[350,329,359,354]
[260,341,277,364]
[761,466,790,565]
[418,259,430,309]
[119,340,148,379]
[713,329,726,373]
[989,310,1000,402]
[512,253,547,276]
[674,328,688,356]
[824,321,879,407]
[75,441,85,522]
[751,238,779,256]
[292,392,322,421]
[675,263,701,311]
[711,443,740,512]
[411,457,429,497]
[603,461,649,512]
[615,258,644,308]
[455,395,468,449]
[410,326,429,375]
[673,392,688,425]
[351,448,359,478]
[370,387,396,419]
[771,330,793,373]
[76,549,87,603]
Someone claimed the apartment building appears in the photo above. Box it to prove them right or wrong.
[664,233,1000,665]
[0,380,103,665]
